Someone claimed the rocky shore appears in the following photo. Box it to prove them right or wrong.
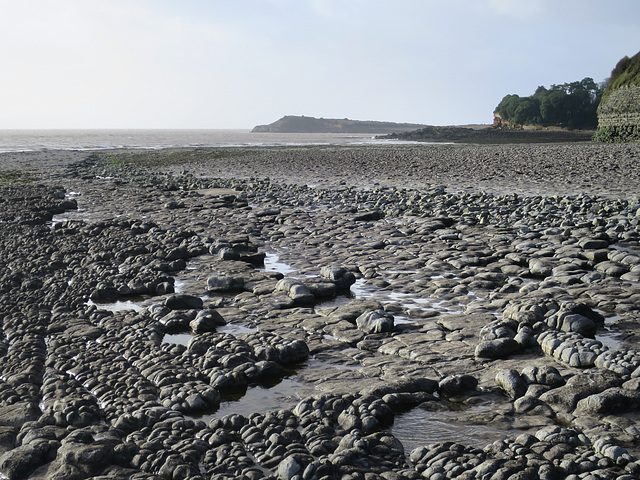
[381,126,595,145]
[1,142,640,479]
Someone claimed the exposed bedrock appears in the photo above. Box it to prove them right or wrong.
[2,144,640,478]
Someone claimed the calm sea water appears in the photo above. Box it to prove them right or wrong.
[0,129,418,153]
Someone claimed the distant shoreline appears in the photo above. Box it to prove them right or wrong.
[0,130,409,154]
[252,115,428,134]
[252,115,596,144]
[380,125,595,144]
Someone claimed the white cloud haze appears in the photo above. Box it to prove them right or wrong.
[0,0,638,128]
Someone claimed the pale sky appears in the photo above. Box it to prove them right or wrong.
[1,0,639,129]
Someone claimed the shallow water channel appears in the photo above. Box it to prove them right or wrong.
[391,406,509,452]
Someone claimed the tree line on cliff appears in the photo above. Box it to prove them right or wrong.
[494,51,640,132]
[494,77,604,130]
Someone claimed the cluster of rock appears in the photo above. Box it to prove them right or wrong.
[66,142,640,200]
[411,426,638,480]
[3,146,640,479]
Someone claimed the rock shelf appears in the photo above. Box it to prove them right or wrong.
[1,143,640,479]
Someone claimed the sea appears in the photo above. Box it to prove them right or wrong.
[0,129,421,153]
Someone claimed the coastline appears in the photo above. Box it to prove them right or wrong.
[0,129,415,154]
[380,125,596,144]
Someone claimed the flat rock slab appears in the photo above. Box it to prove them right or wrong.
[197,188,241,196]
[0,404,40,428]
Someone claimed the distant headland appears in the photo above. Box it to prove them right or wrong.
[252,115,594,144]
[251,115,427,134]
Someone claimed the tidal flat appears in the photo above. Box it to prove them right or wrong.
[1,142,640,479]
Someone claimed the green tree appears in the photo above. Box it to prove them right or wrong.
[512,98,542,125]
[495,77,602,129]
[495,94,522,121]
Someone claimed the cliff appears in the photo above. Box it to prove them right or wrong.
[595,51,640,142]
[251,115,426,134]
[597,85,640,128]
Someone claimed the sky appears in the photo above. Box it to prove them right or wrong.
[1,0,639,129]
